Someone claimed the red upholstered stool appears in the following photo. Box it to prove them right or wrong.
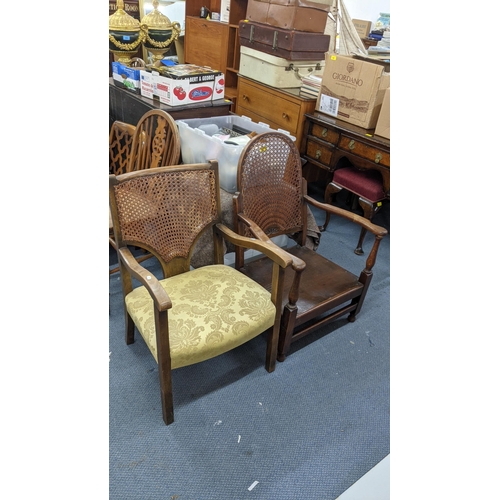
[320,166,387,255]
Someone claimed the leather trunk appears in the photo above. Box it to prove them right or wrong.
[246,0,330,33]
[239,20,330,60]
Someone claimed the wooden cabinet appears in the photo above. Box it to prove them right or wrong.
[185,17,229,72]
[301,112,390,193]
[235,76,317,144]
[184,0,248,111]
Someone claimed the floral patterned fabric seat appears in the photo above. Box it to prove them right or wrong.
[126,264,275,369]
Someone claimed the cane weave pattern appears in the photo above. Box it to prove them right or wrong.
[238,132,303,237]
[113,168,218,264]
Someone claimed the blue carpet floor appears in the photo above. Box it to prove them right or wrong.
[109,187,390,499]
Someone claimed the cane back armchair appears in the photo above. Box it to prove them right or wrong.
[232,132,388,361]
[109,161,293,425]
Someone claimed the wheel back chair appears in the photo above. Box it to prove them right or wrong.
[232,132,388,362]
[109,161,293,425]
[320,160,389,255]
[109,109,181,275]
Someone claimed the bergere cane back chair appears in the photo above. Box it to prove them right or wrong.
[232,132,388,361]
[109,161,293,425]
[109,110,181,275]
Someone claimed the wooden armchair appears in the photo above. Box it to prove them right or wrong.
[109,161,293,425]
[232,132,388,361]
[109,110,181,275]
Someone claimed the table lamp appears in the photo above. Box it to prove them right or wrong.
[109,0,147,65]
[141,0,181,67]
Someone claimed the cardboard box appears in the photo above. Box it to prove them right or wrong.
[374,87,390,139]
[140,65,225,106]
[352,19,372,39]
[112,61,141,93]
[246,0,330,33]
[316,54,390,129]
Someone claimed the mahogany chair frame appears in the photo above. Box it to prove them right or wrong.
[232,132,388,361]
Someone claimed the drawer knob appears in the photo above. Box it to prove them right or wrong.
[315,149,321,159]
[282,113,288,120]
[375,153,383,164]
[321,128,328,138]
[242,94,248,101]
[348,140,356,150]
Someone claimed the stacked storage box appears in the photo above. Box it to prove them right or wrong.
[238,0,332,89]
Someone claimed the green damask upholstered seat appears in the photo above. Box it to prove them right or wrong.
[109,161,293,425]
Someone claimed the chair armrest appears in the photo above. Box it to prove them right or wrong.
[118,248,172,311]
[236,214,306,273]
[304,194,388,238]
[215,223,295,270]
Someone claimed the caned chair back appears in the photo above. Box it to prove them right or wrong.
[236,132,304,239]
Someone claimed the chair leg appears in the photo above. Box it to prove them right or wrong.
[155,309,174,425]
[278,304,297,362]
[125,311,135,345]
[355,197,376,255]
[320,182,342,232]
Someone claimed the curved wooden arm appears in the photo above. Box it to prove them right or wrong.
[304,194,388,238]
[237,214,307,273]
[235,215,305,308]
[118,248,172,311]
[215,223,295,269]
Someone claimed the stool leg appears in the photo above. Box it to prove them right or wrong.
[355,197,375,255]
[320,181,342,232]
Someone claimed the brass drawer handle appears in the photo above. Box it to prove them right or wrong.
[282,113,288,120]
[315,149,321,159]
[375,153,383,163]
[242,94,248,101]
[348,139,356,150]
[321,128,328,138]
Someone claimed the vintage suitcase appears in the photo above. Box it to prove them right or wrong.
[239,20,330,60]
[239,45,324,88]
[245,0,331,33]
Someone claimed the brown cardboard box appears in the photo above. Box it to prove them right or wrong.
[316,54,390,129]
[352,19,372,39]
[246,0,330,33]
[374,87,390,139]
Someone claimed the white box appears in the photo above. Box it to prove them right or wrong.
[221,0,230,23]
[140,66,225,106]
[176,115,295,192]
[239,45,324,89]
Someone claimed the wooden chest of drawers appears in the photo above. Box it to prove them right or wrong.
[301,112,390,194]
[236,76,317,143]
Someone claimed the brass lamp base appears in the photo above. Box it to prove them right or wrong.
[110,49,139,66]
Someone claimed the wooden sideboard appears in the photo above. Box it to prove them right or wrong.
[109,78,232,128]
[300,111,390,195]
[235,76,317,145]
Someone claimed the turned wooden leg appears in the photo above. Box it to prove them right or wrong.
[320,182,343,232]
